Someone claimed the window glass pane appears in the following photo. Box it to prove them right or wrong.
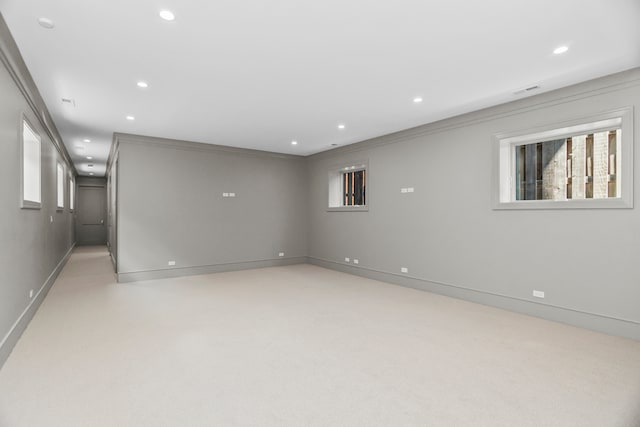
[514,130,618,201]
[23,121,41,204]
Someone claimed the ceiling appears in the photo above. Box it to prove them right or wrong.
[1,0,639,177]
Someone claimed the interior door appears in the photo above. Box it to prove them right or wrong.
[76,184,107,245]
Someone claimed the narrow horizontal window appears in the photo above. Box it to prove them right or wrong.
[21,118,41,209]
[57,162,64,209]
[494,108,633,210]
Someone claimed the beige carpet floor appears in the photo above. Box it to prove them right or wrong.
[1,246,639,426]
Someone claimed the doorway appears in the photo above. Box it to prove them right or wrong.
[76,178,107,245]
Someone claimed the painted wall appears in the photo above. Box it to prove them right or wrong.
[0,54,75,366]
[114,134,308,282]
[307,69,640,339]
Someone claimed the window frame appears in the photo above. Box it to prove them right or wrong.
[69,174,75,211]
[327,160,369,212]
[20,116,42,209]
[56,162,65,210]
[493,107,633,210]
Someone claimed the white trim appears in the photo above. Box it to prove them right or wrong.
[20,116,41,209]
[493,107,634,210]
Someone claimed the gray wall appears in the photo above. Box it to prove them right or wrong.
[114,134,308,282]
[0,38,75,366]
[307,68,640,339]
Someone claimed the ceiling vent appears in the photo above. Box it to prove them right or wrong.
[513,85,540,95]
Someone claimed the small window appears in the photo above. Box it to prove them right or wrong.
[57,162,64,209]
[69,176,75,211]
[494,107,633,209]
[328,161,368,211]
[21,118,41,209]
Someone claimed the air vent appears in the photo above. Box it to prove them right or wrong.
[513,85,540,95]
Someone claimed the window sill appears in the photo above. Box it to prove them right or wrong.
[493,198,632,210]
[327,206,369,212]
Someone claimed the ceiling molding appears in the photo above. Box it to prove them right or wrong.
[0,13,76,175]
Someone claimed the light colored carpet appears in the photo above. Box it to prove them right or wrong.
[1,246,639,427]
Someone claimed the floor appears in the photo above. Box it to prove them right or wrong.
[1,246,639,427]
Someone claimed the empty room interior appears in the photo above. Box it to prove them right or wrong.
[1,0,640,425]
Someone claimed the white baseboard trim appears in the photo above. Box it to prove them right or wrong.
[308,257,640,341]
[117,256,308,283]
[0,244,75,369]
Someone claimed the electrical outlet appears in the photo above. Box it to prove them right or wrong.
[223,193,229,197]
[345,257,350,262]
[168,260,176,266]
[278,252,284,257]
[401,267,408,273]
[533,290,545,298]
[29,289,34,298]
[353,259,359,264]
[50,216,53,223]
[407,187,415,193]
[229,192,236,197]
[401,188,408,193]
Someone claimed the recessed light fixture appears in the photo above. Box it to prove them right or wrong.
[86,156,93,160]
[37,17,55,29]
[291,140,298,145]
[83,139,91,143]
[338,124,346,130]
[553,46,569,55]
[413,97,423,103]
[159,10,175,21]
[137,81,148,88]
[89,173,94,176]
[126,115,135,121]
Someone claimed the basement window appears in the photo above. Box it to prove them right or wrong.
[69,176,75,211]
[328,161,368,211]
[21,118,41,209]
[494,107,633,209]
[57,162,64,209]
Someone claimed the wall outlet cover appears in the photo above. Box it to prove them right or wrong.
[279,252,284,257]
[353,259,359,264]
[401,267,408,273]
[345,257,350,262]
[168,260,176,266]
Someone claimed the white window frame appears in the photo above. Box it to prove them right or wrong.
[493,107,633,210]
[69,175,75,211]
[328,160,369,212]
[56,162,65,210]
[20,117,42,209]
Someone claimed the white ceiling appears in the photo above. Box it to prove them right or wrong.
[1,0,639,177]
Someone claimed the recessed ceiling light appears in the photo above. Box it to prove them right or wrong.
[338,124,345,130]
[137,81,148,88]
[126,115,135,121]
[86,156,93,160]
[159,10,175,21]
[553,46,569,55]
[413,97,423,103]
[37,18,55,29]
[291,140,298,145]
[89,173,94,176]
[83,139,91,143]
